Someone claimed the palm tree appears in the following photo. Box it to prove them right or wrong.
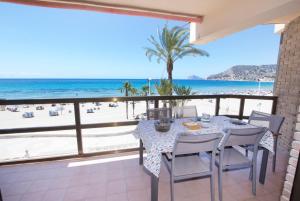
[145,25,209,84]
[120,81,132,119]
[140,85,150,96]
[155,79,173,96]
[140,84,152,111]
[173,85,197,106]
[155,79,173,107]
[130,87,138,116]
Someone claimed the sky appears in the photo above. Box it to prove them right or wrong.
[0,2,280,79]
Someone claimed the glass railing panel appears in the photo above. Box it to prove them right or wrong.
[185,98,216,116]
[243,99,273,116]
[0,130,77,162]
[219,98,241,116]
[82,126,139,153]
[79,101,148,124]
[0,104,75,129]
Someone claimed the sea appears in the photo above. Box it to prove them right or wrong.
[0,79,274,100]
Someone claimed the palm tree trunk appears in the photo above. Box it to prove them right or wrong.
[125,89,128,119]
[167,59,173,84]
[167,59,173,96]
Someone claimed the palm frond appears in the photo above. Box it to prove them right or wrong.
[144,24,209,79]
[145,48,161,62]
[155,79,173,96]
[174,47,209,61]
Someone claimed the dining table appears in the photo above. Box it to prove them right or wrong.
[133,116,274,201]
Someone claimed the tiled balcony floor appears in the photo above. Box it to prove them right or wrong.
[0,151,288,201]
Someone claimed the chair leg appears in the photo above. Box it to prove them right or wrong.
[210,174,215,201]
[139,139,143,165]
[217,151,223,201]
[218,166,223,201]
[249,165,253,180]
[272,135,278,172]
[252,155,257,195]
[170,175,174,201]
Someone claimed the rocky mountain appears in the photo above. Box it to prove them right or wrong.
[187,75,204,80]
[207,64,277,81]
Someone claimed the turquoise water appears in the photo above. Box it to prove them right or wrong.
[0,79,274,99]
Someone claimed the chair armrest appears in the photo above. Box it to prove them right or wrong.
[272,132,282,136]
[163,152,173,161]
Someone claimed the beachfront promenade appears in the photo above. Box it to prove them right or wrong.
[0,93,277,164]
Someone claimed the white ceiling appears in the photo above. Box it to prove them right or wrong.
[87,0,228,16]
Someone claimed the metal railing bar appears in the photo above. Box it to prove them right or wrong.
[0,154,79,166]
[0,95,278,105]
[0,121,140,135]
[74,102,83,155]
[215,97,220,116]
[0,148,139,166]
[238,98,245,120]
[0,125,76,134]
[80,121,138,129]
[271,96,278,114]
[0,130,135,138]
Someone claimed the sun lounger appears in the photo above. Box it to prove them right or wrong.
[36,106,44,110]
[9,106,19,112]
[95,102,102,106]
[22,112,34,118]
[87,109,94,113]
[109,103,118,107]
[49,110,59,116]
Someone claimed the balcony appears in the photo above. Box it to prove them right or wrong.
[0,95,287,201]
[0,150,287,201]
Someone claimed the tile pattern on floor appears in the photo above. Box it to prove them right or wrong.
[0,151,288,201]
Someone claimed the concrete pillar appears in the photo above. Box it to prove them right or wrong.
[276,15,300,201]
[274,16,300,150]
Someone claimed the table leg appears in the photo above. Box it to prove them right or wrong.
[259,147,269,184]
[151,173,159,201]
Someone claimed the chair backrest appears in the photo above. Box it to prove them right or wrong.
[269,115,285,134]
[173,133,222,155]
[220,127,267,148]
[249,110,284,134]
[174,105,198,118]
[248,110,271,128]
[147,107,172,120]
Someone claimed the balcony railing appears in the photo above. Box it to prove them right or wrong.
[0,94,277,165]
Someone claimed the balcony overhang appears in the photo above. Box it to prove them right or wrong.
[190,0,300,44]
[1,0,203,23]
[2,0,300,44]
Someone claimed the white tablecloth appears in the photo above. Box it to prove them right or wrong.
[134,116,274,177]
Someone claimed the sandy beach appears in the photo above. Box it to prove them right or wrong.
[0,90,273,162]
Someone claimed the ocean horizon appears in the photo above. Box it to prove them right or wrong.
[0,78,274,99]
